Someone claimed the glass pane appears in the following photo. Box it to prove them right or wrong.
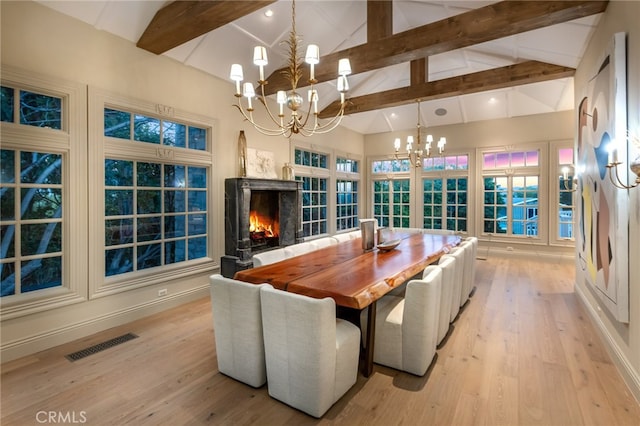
[133,114,160,144]
[165,240,186,264]
[105,189,133,216]
[164,165,185,188]
[1,262,16,296]
[20,90,62,129]
[137,243,161,270]
[21,223,62,255]
[0,150,15,183]
[496,153,509,168]
[526,150,539,166]
[20,152,61,184]
[105,247,133,276]
[483,153,495,169]
[104,108,131,139]
[1,86,14,123]
[163,121,186,148]
[188,167,207,188]
[1,188,15,220]
[189,126,207,151]
[137,190,161,214]
[164,190,185,213]
[21,188,62,219]
[137,216,161,242]
[1,225,15,257]
[105,159,133,186]
[165,215,186,238]
[559,148,574,165]
[137,162,161,187]
[458,155,469,170]
[21,256,62,292]
[188,237,207,259]
[105,219,134,246]
[188,190,206,212]
[511,151,525,167]
[188,213,206,235]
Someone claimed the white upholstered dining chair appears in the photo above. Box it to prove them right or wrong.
[459,240,474,304]
[423,255,456,347]
[466,236,478,296]
[360,267,442,376]
[259,285,361,418]
[283,241,314,258]
[446,246,466,314]
[309,236,338,250]
[252,248,287,267]
[209,274,269,388]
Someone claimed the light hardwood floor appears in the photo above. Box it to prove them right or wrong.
[2,256,639,425]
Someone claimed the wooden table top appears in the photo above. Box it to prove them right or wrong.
[233,231,461,310]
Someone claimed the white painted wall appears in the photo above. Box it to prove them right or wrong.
[572,0,640,402]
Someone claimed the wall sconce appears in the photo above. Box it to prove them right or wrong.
[560,166,578,192]
[606,130,640,190]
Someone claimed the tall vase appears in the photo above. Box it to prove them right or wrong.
[238,130,247,177]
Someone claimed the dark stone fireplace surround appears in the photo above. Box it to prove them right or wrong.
[221,177,302,278]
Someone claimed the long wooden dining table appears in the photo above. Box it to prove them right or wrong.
[233,231,461,377]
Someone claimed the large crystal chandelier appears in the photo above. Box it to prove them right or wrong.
[394,100,446,167]
[229,0,351,138]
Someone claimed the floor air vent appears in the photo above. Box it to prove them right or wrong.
[65,333,138,362]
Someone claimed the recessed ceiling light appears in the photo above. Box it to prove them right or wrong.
[264,9,274,17]
[488,97,497,104]
[435,108,447,116]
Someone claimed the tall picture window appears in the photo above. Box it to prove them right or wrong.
[91,90,214,295]
[371,159,410,228]
[295,148,329,237]
[481,149,541,237]
[421,154,469,232]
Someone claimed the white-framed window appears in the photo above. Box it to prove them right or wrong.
[294,146,330,237]
[336,156,359,231]
[421,154,469,233]
[551,141,575,245]
[1,67,87,318]
[371,159,411,228]
[480,147,543,239]
[89,88,215,297]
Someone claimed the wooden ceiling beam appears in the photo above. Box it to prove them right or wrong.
[137,0,277,54]
[264,0,607,95]
[319,61,575,118]
[367,0,393,41]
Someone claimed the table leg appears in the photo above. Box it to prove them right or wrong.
[363,301,377,377]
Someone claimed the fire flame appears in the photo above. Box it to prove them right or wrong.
[249,211,277,237]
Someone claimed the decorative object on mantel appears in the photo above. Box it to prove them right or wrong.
[393,100,446,168]
[237,130,247,177]
[246,148,278,179]
[282,162,295,181]
[229,0,351,138]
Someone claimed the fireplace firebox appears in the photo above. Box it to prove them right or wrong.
[221,178,302,278]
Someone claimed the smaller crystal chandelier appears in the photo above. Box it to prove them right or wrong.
[229,0,351,138]
[605,130,640,189]
[393,100,446,167]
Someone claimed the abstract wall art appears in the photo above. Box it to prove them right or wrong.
[576,32,629,323]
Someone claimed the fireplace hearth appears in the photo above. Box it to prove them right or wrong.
[221,178,302,278]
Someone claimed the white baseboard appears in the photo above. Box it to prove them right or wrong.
[1,286,209,363]
[575,284,640,404]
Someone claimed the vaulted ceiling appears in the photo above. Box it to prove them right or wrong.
[37,0,607,135]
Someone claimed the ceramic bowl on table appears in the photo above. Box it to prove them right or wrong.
[377,239,401,252]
